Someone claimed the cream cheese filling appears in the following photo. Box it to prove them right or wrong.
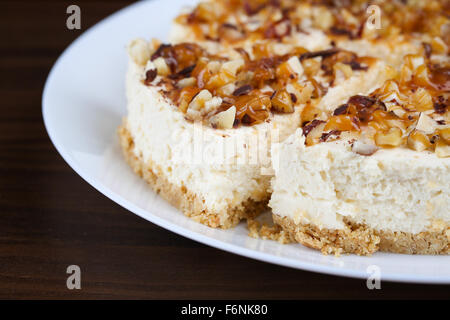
[270,129,450,234]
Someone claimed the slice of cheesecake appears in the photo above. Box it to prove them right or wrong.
[120,40,299,228]
[270,54,450,255]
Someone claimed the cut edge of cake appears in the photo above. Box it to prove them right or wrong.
[119,123,268,228]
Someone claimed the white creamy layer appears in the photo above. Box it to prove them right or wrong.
[270,129,450,234]
[126,59,301,213]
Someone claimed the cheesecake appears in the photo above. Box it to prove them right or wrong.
[119,0,449,255]
[270,54,450,255]
[119,2,398,229]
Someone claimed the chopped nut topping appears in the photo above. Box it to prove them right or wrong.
[333,104,348,116]
[153,57,170,76]
[210,106,236,129]
[128,39,150,66]
[416,113,436,134]
[303,119,325,137]
[299,49,339,62]
[320,130,340,142]
[375,127,404,147]
[144,69,157,85]
[286,56,304,77]
[177,77,196,89]
[189,89,213,111]
[440,128,450,143]
[305,121,327,146]
[142,0,450,144]
[436,139,450,158]
[233,84,252,96]
[298,50,449,157]
[138,36,374,129]
[352,140,378,156]
[408,130,432,152]
[271,89,294,113]
[178,0,449,58]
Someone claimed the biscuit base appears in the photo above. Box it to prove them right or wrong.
[273,215,449,256]
[119,124,268,229]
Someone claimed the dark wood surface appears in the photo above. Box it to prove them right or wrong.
[1,0,449,299]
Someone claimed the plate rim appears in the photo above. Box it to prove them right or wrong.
[42,0,450,285]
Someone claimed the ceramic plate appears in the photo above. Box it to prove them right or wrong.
[43,0,450,284]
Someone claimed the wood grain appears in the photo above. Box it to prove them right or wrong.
[0,0,449,299]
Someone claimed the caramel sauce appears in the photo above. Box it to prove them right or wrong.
[151,0,449,143]
[429,66,450,92]
[164,0,450,155]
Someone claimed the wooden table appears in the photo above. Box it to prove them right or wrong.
[1,0,449,299]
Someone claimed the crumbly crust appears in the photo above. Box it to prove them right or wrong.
[273,214,449,256]
[119,123,268,229]
[247,218,294,244]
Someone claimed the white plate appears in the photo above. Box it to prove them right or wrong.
[43,0,450,284]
